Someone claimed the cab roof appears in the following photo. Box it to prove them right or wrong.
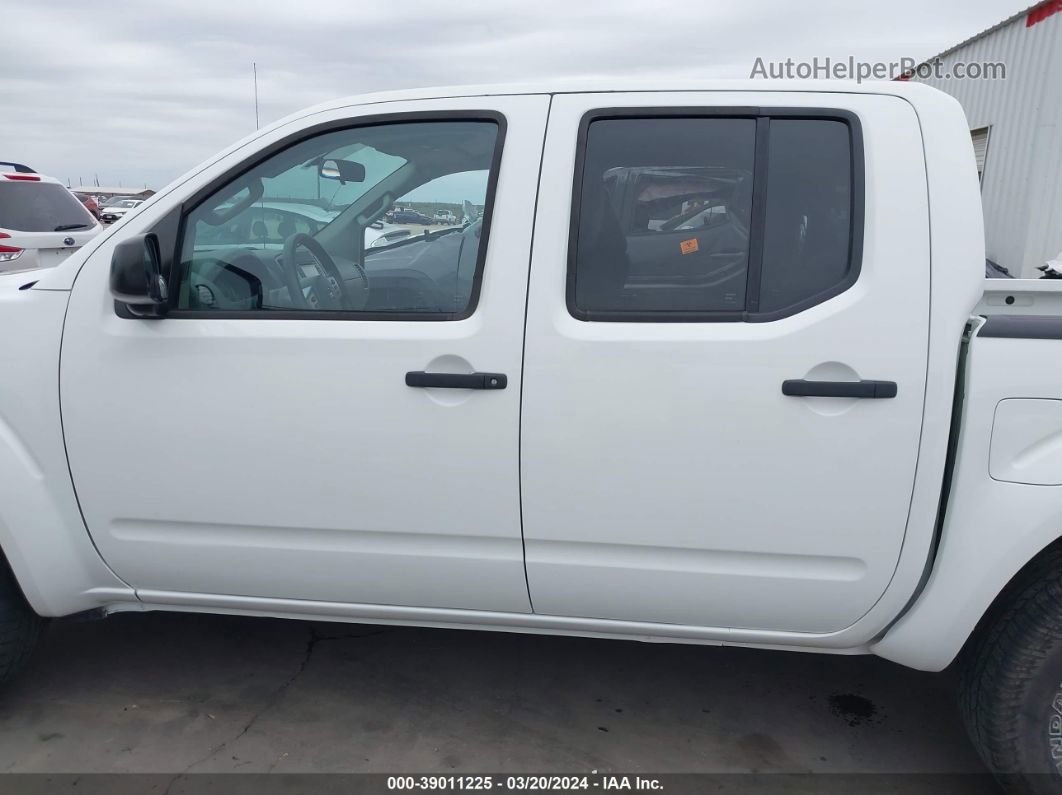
[299,78,946,116]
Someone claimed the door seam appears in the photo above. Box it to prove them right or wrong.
[517,94,554,614]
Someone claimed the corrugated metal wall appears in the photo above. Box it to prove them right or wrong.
[912,7,1062,276]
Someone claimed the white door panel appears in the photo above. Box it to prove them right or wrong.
[522,92,929,633]
[61,96,549,612]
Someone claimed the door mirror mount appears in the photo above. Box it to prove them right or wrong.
[110,234,168,318]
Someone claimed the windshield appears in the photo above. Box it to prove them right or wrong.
[0,182,95,232]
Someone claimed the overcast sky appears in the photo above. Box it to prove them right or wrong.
[4,0,1028,190]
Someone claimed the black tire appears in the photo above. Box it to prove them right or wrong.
[960,545,1062,793]
[0,558,43,684]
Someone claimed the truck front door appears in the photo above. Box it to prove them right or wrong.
[60,96,548,613]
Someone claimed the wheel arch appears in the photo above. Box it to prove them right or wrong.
[958,536,1062,665]
[873,511,1062,671]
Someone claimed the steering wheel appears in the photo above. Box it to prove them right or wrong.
[280,232,367,311]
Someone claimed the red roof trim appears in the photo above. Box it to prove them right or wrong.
[1027,0,1062,27]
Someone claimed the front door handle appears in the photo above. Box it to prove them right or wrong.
[782,379,897,399]
[405,371,507,390]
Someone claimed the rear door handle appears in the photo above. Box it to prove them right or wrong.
[405,371,507,390]
[782,379,897,399]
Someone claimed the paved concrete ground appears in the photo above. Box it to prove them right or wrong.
[0,612,993,783]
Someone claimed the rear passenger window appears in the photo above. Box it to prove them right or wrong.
[568,112,860,321]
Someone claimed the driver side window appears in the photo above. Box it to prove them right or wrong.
[175,118,502,319]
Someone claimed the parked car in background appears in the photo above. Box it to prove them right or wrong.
[433,209,457,224]
[391,209,432,225]
[72,192,101,220]
[0,169,99,272]
[99,197,145,223]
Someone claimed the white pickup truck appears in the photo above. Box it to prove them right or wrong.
[1,80,1061,788]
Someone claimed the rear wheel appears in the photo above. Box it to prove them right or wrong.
[960,547,1062,792]
[0,558,43,685]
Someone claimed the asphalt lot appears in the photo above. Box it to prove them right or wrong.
[0,610,996,789]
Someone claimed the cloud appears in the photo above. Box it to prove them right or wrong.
[3,0,1028,188]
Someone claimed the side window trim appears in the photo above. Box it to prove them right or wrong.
[566,106,864,323]
[743,115,772,315]
[140,110,507,322]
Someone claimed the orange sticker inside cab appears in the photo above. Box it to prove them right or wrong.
[679,238,699,255]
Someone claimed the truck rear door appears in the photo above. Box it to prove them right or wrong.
[521,91,931,634]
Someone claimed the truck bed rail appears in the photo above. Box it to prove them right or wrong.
[977,278,1062,316]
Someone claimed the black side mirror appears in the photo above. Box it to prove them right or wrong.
[320,158,366,184]
[110,234,168,317]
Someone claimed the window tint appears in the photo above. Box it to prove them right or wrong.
[572,118,756,316]
[758,119,852,314]
[569,112,859,321]
[0,182,96,232]
[176,120,500,317]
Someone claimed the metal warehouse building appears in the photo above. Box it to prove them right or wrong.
[905,0,1062,276]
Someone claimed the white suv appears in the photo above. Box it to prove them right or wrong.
[0,168,101,272]
[99,197,145,224]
